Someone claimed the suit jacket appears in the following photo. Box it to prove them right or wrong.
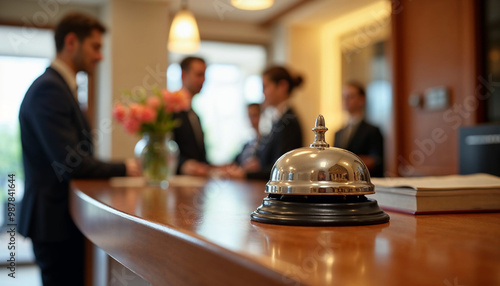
[234,138,258,166]
[247,108,303,180]
[334,120,384,177]
[19,67,126,242]
[172,110,208,173]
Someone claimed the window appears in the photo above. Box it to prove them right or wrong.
[0,55,50,200]
[0,25,56,231]
[0,26,54,269]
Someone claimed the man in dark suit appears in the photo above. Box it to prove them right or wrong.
[172,56,211,176]
[334,82,384,177]
[19,12,139,286]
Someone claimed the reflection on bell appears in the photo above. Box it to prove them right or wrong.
[251,114,390,226]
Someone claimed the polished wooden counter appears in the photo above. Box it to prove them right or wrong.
[70,177,500,286]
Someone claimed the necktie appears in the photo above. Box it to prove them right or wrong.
[187,109,204,150]
[341,123,353,149]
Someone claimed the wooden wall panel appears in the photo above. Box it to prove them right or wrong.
[391,0,480,176]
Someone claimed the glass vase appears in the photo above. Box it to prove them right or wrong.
[134,133,179,187]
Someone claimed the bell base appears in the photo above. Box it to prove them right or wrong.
[251,194,390,226]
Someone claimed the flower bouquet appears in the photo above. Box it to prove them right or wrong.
[113,87,189,186]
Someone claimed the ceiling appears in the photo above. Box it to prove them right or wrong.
[164,0,381,26]
[15,0,308,24]
[171,0,307,24]
[12,0,380,27]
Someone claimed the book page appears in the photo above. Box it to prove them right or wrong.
[371,173,500,190]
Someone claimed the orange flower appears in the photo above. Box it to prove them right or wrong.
[129,103,144,121]
[112,103,127,123]
[140,106,157,123]
[146,95,162,109]
[163,90,190,113]
[123,117,141,134]
[114,87,189,135]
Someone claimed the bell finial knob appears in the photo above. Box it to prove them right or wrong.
[310,114,329,149]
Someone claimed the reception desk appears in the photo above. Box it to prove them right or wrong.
[70,177,500,286]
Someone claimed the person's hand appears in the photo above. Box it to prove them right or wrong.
[208,164,231,178]
[180,159,210,177]
[241,157,261,172]
[125,158,141,176]
[223,164,246,180]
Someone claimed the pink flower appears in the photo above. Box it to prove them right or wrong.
[129,103,144,120]
[140,106,157,123]
[146,95,162,109]
[123,117,141,134]
[112,103,128,123]
[163,90,189,113]
[115,87,188,135]
[161,89,174,102]
[174,91,190,111]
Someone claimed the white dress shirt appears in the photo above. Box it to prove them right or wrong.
[50,58,78,98]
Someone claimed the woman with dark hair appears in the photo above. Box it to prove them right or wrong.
[227,66,304,180]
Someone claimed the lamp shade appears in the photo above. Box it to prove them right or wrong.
[230,0,274,10]
[168,8,200,54]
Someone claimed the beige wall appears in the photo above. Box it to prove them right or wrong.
[287,25,322,146]
[102,0,170,160]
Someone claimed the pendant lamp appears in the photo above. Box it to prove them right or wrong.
[168,0,200,54]
[230,0,274,10]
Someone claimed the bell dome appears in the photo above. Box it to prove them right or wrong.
[251,115,390,226]
[266,147,374,195]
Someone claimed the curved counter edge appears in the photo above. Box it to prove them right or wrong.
[69,183,292,286]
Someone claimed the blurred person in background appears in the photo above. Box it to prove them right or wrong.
[334,81,384,177]
[233,103,261,168]
[227,66,304,180]
[172,56,211,177]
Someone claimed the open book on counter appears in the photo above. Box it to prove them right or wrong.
[369,173,500,214]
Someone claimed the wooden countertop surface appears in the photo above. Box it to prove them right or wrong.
[70,177,500,286]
